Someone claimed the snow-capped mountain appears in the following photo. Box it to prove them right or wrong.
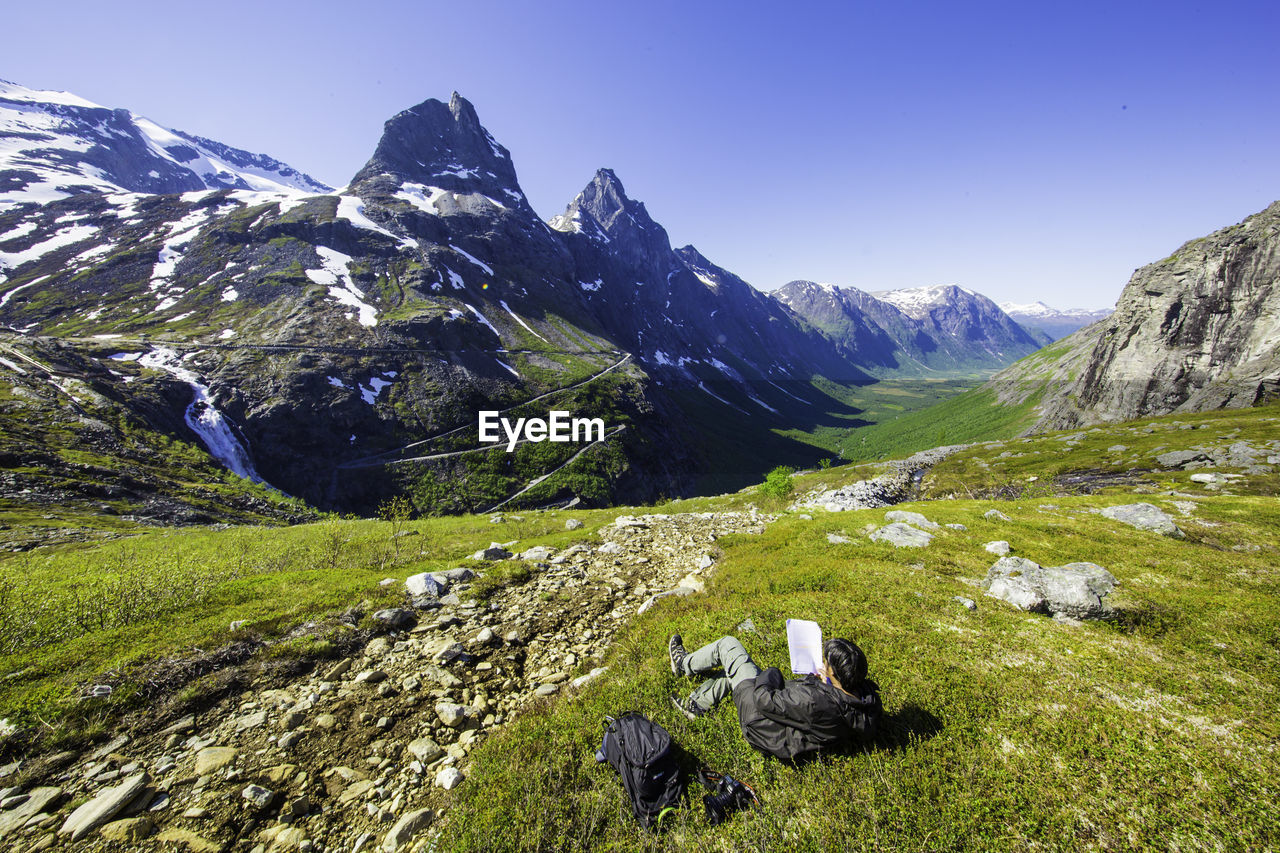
[776,281,1045,375]
[998,300,1111,341]
[0,79,331,210]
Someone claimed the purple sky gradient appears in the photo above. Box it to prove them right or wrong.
[5,0,1278,308]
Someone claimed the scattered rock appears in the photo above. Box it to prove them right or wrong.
[241,784,276,809]
[471,543,513,561]
[407,738,444,763]
[953,597,977,611]
[435,767,465,790]
[564,518,584,531]
[983,556,1117,620]
[98,816,154,843]
[884,510,941,530]
[193,747,237,775]
[869,523,933,548]
[1099,503,1184,538]
[984,509,1011,521]
[984,540,1012,556]
[381,808,434,852]
[405,573,446,598]
[435,702,469,728]
[1156,450,1210,468]
[58,771,150,842]
[371,609,417,631]
[826,533,853,544]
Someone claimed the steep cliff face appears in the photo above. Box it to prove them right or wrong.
[996,200,1280,429]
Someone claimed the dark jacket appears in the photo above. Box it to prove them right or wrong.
[731,667,881,763]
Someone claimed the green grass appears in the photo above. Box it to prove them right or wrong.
[437,485,1280,851]
[0,508,621,732]
[1,398,1278,850]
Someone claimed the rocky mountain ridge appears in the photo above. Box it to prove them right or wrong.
[775,280,1045,375]
[991,200,1280,431]
[0,80,331,210]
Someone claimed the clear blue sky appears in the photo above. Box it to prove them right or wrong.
[6,0,1279,309]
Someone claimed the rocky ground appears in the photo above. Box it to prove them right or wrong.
[0,509,772,853]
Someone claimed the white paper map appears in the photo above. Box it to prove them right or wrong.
[786,618,823,674]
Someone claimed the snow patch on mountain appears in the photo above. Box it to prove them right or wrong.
[873,284,976,319]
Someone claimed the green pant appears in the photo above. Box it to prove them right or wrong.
[682,636,761,711]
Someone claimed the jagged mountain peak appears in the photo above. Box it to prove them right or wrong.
[549,167,670,259]
[348,92,520,198]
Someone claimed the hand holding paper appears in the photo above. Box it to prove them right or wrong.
[786,618,823,675]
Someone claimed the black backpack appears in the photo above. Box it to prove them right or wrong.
[595,712,685,829]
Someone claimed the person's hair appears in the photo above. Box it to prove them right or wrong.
[824,637,867,688]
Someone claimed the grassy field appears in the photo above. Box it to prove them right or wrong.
[0,404,1276,851]
[432,404,1280,851]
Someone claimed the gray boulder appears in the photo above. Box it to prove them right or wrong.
[984,509,1011,521]
[1099,503,1184,538]
[371,608,417,631]
[884,510,941,530]
[471,542,513,560]
[983,556,1117,620]
[869,523,933,548]
[565,518,584,531]
[405,573,446,598]
[1155,449,1210,468]
[59,772,150,842]
[984,540,1012,556]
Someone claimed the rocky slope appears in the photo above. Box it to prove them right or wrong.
[0,80,331,210]
[992,200,1280,430]
[0,509,770,852]
[775,281,1044,375]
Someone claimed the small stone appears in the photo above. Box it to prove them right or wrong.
[354,669,388,684]
[434,767,464,790]
[372,609,417,631]
[236,710,268,732]
[826,533,853,544]
[242,784,275,809]
[884,510,941,530]
[405,573,446,598]
[534,684,560,697]
[58,772,150,842]
[279,711,306,732]
[278,731,304,750]
[314,714,338,730]
[156,828,220,853]
[564,518,584,531]
[435,702,468,728]
[984,540,1012,556]
[194,748,238,775]
[869,523,933,548]
[262,764,298,787]
[1099,503,1184,538]
[381,808,434,852]
[99,816,154,843]
[953,596,977,611]
[984,509,1011,521]
[407,737,444,763]
[322,659,353,681]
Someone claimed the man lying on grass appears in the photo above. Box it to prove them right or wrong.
[668,634,882,763]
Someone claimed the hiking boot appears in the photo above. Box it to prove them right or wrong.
[671,694,708,721]
[668,634,688,676]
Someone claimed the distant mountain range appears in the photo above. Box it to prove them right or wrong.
[777,281,1046,374]
[0,80,1124,517]
[997,301,1112,341]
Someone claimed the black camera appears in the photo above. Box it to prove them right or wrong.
[698,768,762,826]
